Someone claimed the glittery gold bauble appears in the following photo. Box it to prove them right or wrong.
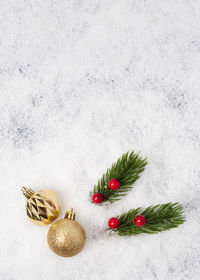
[47,208,86,257]
[21,187,60,226]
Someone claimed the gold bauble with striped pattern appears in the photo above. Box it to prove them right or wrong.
[21,187,60,225]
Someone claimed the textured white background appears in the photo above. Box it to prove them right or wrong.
[0,1,200,279]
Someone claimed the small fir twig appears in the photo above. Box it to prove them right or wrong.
[108,203,185,236]
[90,151,147,203]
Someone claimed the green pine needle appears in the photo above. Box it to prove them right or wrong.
[90,151,147,203]
[109,203,185,236]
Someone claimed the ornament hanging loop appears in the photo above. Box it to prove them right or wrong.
[64,208,75,220]
[21,187,35,199]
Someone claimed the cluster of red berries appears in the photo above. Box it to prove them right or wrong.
[92,178,120,204]
[108,215,146,229]
[92,178,146,229]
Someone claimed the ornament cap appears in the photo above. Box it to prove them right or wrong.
[21,187,35,199]
[64,208,75,220]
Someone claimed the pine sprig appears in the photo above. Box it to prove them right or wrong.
[91,151,147,203]
[109,203,185,236]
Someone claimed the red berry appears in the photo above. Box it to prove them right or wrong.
[92,193,103,204]
[108,179,120,190]
[134,215,146,227]
[108,217,120,229]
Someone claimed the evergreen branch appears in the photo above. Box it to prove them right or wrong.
[109,203,185,236]
[90,151,147,203]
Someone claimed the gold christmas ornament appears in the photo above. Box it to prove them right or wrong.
[21,187,60,226]
[47,208,86,257]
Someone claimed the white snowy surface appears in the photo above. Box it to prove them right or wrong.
[0,1,200,279]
